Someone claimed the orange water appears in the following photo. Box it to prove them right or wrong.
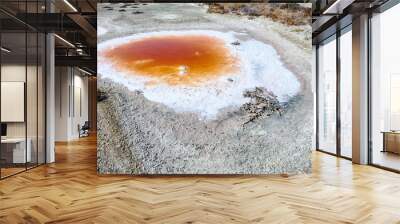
[103,35,239,85]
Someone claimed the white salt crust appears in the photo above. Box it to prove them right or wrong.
[98,26,108,36]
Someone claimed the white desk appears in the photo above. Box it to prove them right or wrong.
[1,138,31,163]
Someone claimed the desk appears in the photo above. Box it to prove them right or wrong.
[1,138,31,163]
[382,131,400,154]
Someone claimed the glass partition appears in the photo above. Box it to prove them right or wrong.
[38,32,45,165]
[27,30,38,169]
[1,31,28,177]
[0,1,46,179]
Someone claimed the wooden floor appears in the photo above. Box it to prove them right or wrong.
[373,150,400,171]
[1,135,400,224]
[0,167,26,178]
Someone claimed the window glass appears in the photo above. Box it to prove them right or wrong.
[318,36,337,154]
[371,4,400,171]
[340,28,352,158]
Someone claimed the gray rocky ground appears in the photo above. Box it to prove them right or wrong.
[97,3,313,174]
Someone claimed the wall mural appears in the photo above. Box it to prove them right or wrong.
[97,3,313,174]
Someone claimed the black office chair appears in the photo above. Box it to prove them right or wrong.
[79,121,90,138]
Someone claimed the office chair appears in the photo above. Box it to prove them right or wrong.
[79,121,90,138]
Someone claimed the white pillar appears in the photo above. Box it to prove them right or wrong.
[45,0,55,163]
[46,32,55,163]
[352,14,369,164]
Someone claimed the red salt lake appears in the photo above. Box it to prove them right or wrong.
[102,35,239,85]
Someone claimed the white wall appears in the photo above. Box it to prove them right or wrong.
[54,67,89,141]
[1,65,39,138]
[55,66,69,141]
[1,65,26,135]
[71,73,89,138]
[1,82,25,122]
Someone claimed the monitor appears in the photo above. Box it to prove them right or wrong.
[1,123,7,137]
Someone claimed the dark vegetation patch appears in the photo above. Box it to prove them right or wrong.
[207,3,311,26]
[240,87,283,125]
